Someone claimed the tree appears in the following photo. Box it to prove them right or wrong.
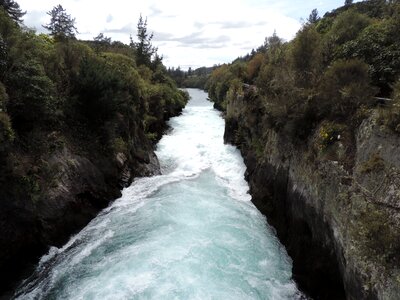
[318,59,376,117]
[0,0,25,23]
[43,5,77,40]
[131,15,157,66]
[308,9,320,24]
[7,59,55,132]
[94,33,111,45]
[291,25,323,87]
[345,0,353,6]
[93,33,111,53]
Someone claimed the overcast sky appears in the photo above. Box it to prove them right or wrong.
[18,0,351,69]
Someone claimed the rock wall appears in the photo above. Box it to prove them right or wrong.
[223,90,400,299]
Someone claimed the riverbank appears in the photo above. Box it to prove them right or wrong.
[222,88,400,299]
[0,95,187,299]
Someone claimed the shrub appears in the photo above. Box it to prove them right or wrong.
[318,59,376,119]
[316,122,344,151]
[290,25,323,87]
[0,111,14,145]
[73,55,140,127]
[381,80,400,132]
[7,59,56,132]
[328,9,372,46]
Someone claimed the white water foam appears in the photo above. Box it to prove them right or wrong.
[14,89,302,300]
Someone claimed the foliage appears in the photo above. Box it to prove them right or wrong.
[317,122,343,151]
[247,53,264,83]
[43,5,77,40]
[290,25,323,87]
[206,64,235,109]
[328,9,372,46]
[339,18,400,96]
[93,33,112,53]
[318,59,376,118]
[381,80,400,132]
[7,59,56,132]
[131,15,157,67]
[308,9,320,24]
[207,0,400,141]
[0,0,25,23]
[0,7,187,214]
[0,111,14,144]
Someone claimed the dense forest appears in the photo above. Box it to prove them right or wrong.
[167,66,215,89]
[0,0,188,294]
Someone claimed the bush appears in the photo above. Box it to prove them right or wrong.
[318,59,376,119]
[290,25,323,87]
[381,80,400,132]
[7,59,56,132]
[339,19,400,96]
[317,122,344,151]
[328,9,372,46]
[0,111,14,145]
[73,55,140,127]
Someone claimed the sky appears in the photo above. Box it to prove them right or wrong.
[18,0,351,69]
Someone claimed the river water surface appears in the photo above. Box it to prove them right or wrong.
[15,89,302,299]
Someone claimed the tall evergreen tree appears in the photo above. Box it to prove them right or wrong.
[0,0,25,23]
[43,5,77,40]
[131,15,157,66]
[308,8,320,24]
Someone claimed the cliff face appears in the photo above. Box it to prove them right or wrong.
[223,90,400,299]
[0,104,184,297]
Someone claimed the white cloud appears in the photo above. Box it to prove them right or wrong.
[17,0,348,69]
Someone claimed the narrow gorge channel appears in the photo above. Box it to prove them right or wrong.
[14,89,302,300]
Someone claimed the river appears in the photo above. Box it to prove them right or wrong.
[14,89,302,300]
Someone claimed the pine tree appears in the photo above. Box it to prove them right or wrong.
[131,15,157,66]
[308,9,320,24]
[43,5,77,40]
[0,0,25,23]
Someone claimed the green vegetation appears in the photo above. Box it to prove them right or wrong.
[0,0,25,23]
[43,4,77,40]
[0,2,188,202]
[208,0,400,139]
[167,66,215,89]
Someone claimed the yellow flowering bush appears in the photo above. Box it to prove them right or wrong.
[317,123,343,151]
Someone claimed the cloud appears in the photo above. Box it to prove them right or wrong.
[149,5,162,17]
[17,0,350,69]
[151,31,231,49]
[152,31,175,42]
[22,10,47,32]
[219,21,266,29]
[103,23,135,35]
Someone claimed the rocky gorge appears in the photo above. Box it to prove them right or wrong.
[221,88,400,299]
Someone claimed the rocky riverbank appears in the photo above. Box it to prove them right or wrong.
[0,101,186,298]
[222,89,400,299]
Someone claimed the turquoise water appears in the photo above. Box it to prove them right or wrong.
[14,89,301,300]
